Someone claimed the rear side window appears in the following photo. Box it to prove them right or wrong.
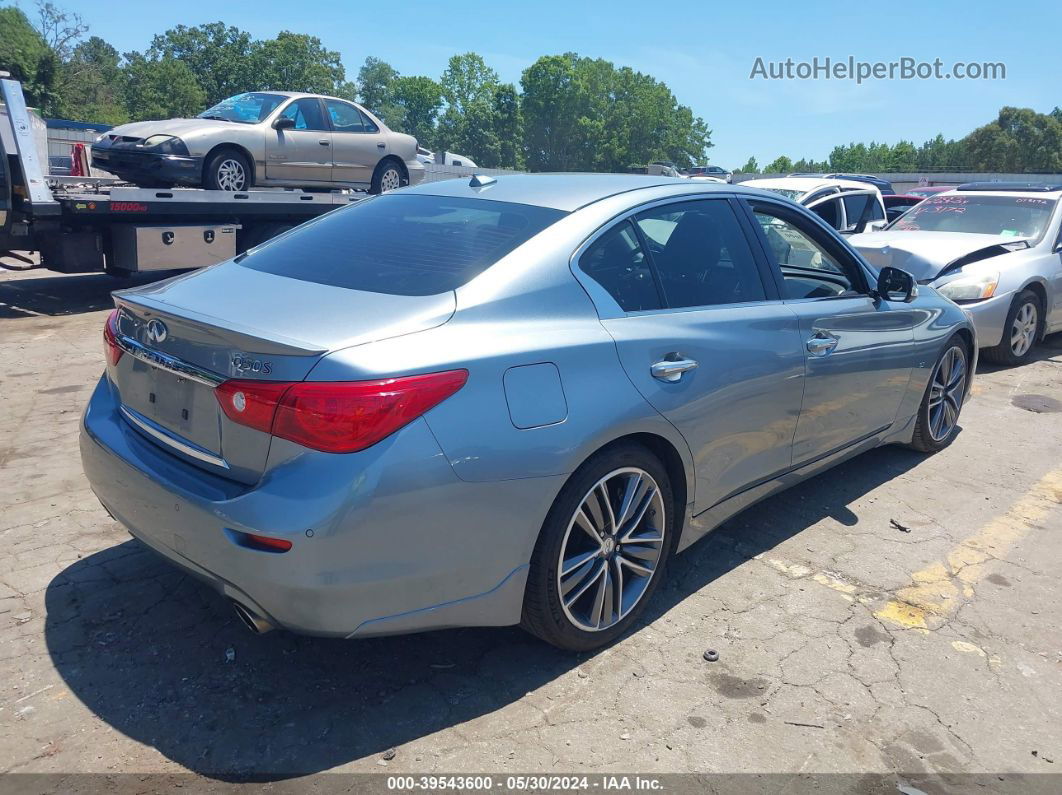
[239,195,567,296]
[580,221,662,312]
[842,193,884,226]
[635,200,766,307]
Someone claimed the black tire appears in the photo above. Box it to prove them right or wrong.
[203,148,252,192]
[370,159,407,194]
[909,336,970,453]
[981,289,1042,367]
[521,442,676,651]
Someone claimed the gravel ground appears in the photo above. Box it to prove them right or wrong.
[1,265,1060,790]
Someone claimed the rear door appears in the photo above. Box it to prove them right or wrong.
[838,188,888,232]
[324,99,386,185]
[265,97,333,183]
[578,197,806,513]
[744,198,918,465]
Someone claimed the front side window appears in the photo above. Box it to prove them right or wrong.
[753,208,860,299]
[889,194,1057,239]
[278,98,328,131]
[842,193,885,229]
[239,195,566,296]
[580,221,661,312]
[635,200,766,307]
[198,92,286,124]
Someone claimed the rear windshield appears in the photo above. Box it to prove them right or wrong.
[238,194,567,295]
[889,194,1057,238]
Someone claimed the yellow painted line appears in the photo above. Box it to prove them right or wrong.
[875,467,1062,631]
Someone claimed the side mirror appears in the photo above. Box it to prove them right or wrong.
[876,266,917,303]
[272,116,296,130]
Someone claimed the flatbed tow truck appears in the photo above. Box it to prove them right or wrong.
[1,76,363,276]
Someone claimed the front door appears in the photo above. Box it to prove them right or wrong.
[746,199,918,465]
[265,97,333,183]
[324,99,387,185]
[578,198,806,513]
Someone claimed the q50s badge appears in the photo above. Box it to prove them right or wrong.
[231,354,273,375]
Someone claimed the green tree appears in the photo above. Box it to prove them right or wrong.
[737,156,759,174]
[357,56,404,126]
[440,52,499,115]
[764,155,793,173]
[59,36,127,123]
[122,54,205,120]
[492,82,523,169]
[520,52,709,172]
[392,74,443,148]
[963,107,1062,172]
[251,31,352,98]
[145,22,255,105]
[0,6,60,112]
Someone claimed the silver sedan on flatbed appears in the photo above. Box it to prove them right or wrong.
[91,91,424,194]
[81,174,974,650]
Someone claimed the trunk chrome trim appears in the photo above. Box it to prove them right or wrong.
[119,405,230,470]
[113,332,225,388]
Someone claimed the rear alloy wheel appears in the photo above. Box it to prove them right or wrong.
[205,149,251,192]
[910,339,968,452]
[982,289,1042,367]
[371,160,406,194]
[522,444,675,651]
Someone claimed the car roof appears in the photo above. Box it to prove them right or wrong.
[742,176,872,194]
[400,173,736,211]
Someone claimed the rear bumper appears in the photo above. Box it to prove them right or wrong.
[91,146,203,186]
[405,159,426,186]
[80,375,562,637]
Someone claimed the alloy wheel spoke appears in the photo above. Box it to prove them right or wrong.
[618,554,654,578]
[575,508,602,544]
[563,560,606,607]
[614,472,645,530]
[611,557,626,618]
[619,487,657,541]
[561,549,600,578]
[597,483,617,535]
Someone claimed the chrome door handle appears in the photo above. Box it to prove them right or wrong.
[806,333,839,356]
[651,357,699,382]
[318,139,330,146]
[377,142,386,148]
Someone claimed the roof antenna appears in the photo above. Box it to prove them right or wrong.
[469,174,497,188]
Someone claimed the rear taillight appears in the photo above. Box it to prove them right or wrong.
[215,370,468,453]
[103,309,123,366]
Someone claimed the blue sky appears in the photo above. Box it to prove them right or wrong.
[49,0,1061,168]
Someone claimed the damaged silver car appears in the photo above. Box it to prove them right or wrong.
[851,182,1062,366]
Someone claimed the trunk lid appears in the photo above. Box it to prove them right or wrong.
[109,265,456,483]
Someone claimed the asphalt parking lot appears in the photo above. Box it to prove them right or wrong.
[1,265,1061,787]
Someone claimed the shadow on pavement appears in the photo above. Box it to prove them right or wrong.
[0,272,176,319]
[45,444,926,779]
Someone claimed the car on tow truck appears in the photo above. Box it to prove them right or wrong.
[91,91,424,194]
[850,182,1062,366]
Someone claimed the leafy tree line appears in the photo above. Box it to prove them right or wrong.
[0,3,711,171]
[739,107,1062,175]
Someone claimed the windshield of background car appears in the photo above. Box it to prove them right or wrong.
[238,194,568,295]
[198,92,286,123]
[888,194,1057,238]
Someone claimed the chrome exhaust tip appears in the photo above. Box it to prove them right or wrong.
[231,600,274,634]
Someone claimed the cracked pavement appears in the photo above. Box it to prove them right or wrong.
[1,266,1061,784]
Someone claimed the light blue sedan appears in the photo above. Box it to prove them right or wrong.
[81,174,975,650]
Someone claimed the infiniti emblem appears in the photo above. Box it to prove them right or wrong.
[145,319,168,344]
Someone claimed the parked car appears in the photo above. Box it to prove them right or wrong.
[883,194,926,223]
[906,185,955,199]
[742,176,888,233]
[789,173,896,195]
[850,182,1062,366]
[685,165,733,183]
[91,91,424,194]
[81,174,974,651]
